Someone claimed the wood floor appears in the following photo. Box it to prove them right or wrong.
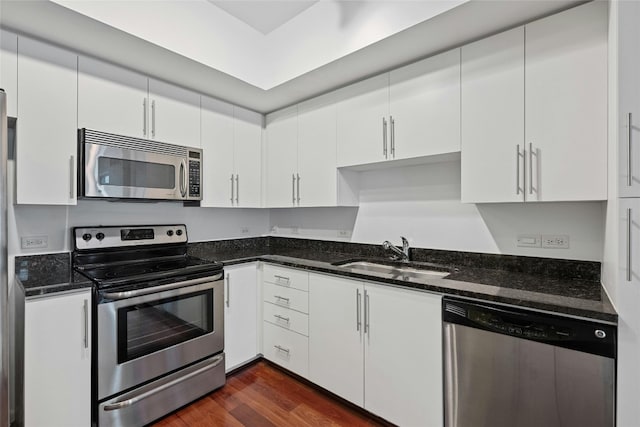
[152,361,390,427]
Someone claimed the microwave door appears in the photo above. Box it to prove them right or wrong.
[83,143,184,200]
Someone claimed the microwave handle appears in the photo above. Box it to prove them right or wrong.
[179,160,187,198]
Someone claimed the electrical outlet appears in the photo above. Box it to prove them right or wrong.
[241,227,250,234]
[517,234,541,248]
[542,235,570,249]
[337,230,352,238]
[21,235,48,249]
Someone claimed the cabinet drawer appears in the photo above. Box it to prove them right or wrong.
[263,322,309,378]
[263,264,309,291]
[263,302,309,336]
[263,282,308,314]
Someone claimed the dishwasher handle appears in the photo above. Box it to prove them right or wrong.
[442,297,616,359]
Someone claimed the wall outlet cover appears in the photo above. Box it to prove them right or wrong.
[542,235,570,249]
[21,235,48,249]
[517,234,541,248]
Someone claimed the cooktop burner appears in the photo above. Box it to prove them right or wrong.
[72,225,223,289]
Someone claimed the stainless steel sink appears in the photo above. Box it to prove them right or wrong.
[336,261,450,280]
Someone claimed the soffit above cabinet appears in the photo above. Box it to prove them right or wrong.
[0,0,584,113]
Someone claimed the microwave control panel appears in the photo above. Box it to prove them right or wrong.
[188,159,201,198]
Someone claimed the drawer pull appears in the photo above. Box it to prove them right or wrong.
[274,345,290,354]
[274,314,290,323]
[274,275,290,285]
[274,295,290,304]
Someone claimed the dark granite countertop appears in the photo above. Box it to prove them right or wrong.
[15,237,617,322]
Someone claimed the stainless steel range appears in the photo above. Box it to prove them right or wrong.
[72,224,225,427]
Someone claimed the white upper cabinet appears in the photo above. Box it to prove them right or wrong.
[201,95,235,207]
[148,78,201,147]
[265,106,298,207]
[336,74,390,167]
[232,106,262,208]
[1,30,17,117]
[201,98,262,208]
[619,0,640,197]
[525,1,607,202]
[79,56,200,147]
[78,56,148,139]
[461,27,525,204]
[389,49,461,160]
[17,36,78,205]
[462,1,607,203]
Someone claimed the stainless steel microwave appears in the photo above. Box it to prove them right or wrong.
[78,128,202,201]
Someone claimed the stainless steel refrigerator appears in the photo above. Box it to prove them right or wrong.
[0,89,9,427]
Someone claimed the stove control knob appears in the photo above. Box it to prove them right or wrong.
[176,229,183,236]
[96,232,105,241]
[166,230,174,237]
[82,233,92,242]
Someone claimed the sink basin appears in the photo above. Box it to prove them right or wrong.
[336,261,450,280]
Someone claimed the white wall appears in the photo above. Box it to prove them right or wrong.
[271,161,605,261]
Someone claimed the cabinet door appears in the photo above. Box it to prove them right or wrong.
[224,264,258,372]
[233,106,263,208]
[309,274,364,406]
[389,48,460,160]
[525,1,607,202]
[297,94,338,207]
[336,74,389,167]
[460,27,525,203]
[17,36,78,205]
[78,56,148,139]
[1,30,17,117]
[265,106,298,207]
[619,0,640,197]
[364,284,442,427]
[25,291,91,427]
[148,78,200,147]
[201,95,234,207]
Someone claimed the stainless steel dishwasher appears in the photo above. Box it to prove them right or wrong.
[443,297,616,427]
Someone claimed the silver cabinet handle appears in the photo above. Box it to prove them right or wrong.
[390,116,395,158]
[273,314,290,323]
[225,273,230,307]
[103,354,224,411]
[83,299,89,349]
[296,173,300,204]
[235,174,239,204]
[516,144,522,195]
[356,289,361,332]
[292,174,296,205]
[274,345,290,354]
[364,290,370,335]
[230,174,235,206]
[382,117,388,158]
[143,98,147,137]
[529,142,534,195]
[151,99,156,138]
[629,113,633,187]
[274,275,290,285]
[628,208,633,282]
[274,295,290,304]
[69,155,75,200]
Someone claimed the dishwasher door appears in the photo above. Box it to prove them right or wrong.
[443,298,615,427]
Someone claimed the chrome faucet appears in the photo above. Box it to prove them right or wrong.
[382,236,410,262]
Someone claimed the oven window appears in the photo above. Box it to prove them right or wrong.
[117,289,213,363]
[98,157,175,189]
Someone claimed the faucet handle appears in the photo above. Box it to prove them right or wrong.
[401,236,409,248]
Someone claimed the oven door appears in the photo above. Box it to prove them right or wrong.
[82,142,188,200]
[97,275,224,400]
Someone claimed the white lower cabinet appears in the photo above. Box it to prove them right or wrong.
[262,265,309,378]
[309,273,443,427]
[24,290,91,427]
[224,263,259,372]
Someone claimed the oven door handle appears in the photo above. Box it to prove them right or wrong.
[102,274,223,300]
[102,354,224,411]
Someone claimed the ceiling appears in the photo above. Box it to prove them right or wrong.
[209,0,318,35]
[0,0,584,113]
